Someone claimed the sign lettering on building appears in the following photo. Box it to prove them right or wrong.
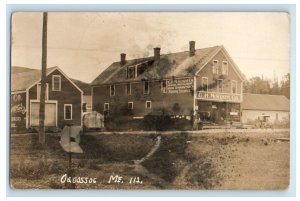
[166,78,193,93]
[196,91,241,103]
[11,93,26,128]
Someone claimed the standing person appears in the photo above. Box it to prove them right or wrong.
[193,112,200,130]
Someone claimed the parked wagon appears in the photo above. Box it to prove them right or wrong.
[82,111,104,132]
[255,115,272,128]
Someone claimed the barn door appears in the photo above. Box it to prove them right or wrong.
[30,101,57,127]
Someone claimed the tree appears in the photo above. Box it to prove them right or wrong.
[243,76,271,94]
[280,73,290,99]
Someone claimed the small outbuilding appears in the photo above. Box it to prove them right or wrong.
[241,93,290,124]
[11,66,83,132]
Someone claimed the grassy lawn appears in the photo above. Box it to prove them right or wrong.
[10,129,289,190]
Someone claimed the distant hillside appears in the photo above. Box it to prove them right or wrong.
[11,66,91,95]
[11,66,38,74]
[71,79,91,95]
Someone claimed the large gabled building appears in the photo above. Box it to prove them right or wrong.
[91,41,245,127]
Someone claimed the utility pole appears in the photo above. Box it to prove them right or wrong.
[39,12,48,144]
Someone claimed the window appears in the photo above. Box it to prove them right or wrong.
[161,80,167,93]
[137,63,147,76]
[128,102,133,110]
[212,60,219,74]
[64,104,72,120]
[217,79,223,92]
[231,80,237,93]
[222,61,228,75]
[202,77,208,91]
[144,81,150,94]
[104,103,109,111]
[127,66,136,79]
[146,101,151,109]
[37,83,49,100]
[52,75,61,91]
[110,85,115,96]
[126,83,131,95]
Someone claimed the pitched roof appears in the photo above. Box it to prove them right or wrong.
[11,66,84,94]
[11,66,57,92]
[241,93,290,111]
[91,46,242,85]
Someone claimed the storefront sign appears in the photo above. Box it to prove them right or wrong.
[166,78,193,93]
[196,91,241,103]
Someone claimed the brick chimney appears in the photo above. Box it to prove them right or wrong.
[154,47,161,62]
[120,53,126,65]
[189,41,195,56]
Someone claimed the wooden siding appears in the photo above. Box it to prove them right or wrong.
[28,69,82,128]
[196,51,242,94]
[92,79,194,117]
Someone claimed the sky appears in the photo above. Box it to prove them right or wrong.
[11,12,290,83]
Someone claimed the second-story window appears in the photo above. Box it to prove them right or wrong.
[110,85,115,96]
[217,79,223,92]
[231,80,237,93]
[222,61,228,75]
[212,60,219,74]
[144,81,150,94]
[202,77,208,91]
[126,83,131,95]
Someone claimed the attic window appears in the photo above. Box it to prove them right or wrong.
[52,75,61,91]
[212,60,219,74]
[222,61,228,75]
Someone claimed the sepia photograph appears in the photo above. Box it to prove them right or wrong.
[10,12,290,190]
